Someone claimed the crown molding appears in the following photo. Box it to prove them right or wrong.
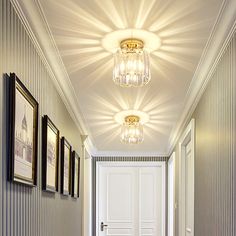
[84,137,97,157]
[168,0,236,155]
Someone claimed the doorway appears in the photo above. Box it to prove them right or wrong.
[96,162,166,236]
[179,119,195,236]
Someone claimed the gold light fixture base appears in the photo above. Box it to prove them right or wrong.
[115,110,149,125]
[120,38,144,50]
[125,115,140,124]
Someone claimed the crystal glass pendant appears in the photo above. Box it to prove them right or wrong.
[120,115,144,144]
[113,39,151,87]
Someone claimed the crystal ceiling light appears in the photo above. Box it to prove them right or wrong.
[113,38,151,87]
[121,115,144,144]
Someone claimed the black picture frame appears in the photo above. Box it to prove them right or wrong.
[60,137,72,195]
[42,115,59,192]
[71,151,80,198]
[7,73,38,186]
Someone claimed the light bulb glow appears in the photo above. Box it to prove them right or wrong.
[113,39,151,87]
[120,115,144,144]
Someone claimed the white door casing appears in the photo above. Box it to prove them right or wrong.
[83,148,92,236]
[168,152,175,236]
[96,162,166,236]
[179,119,195,236]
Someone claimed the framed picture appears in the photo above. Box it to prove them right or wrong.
[42,115,59,192]
[71,151,80,198]
[7,73,38,186]
[60,137,71,195]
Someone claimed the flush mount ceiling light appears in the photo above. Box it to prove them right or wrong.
[115,110,149,145]
[121,115,144,144]
[102,29,161,87]
[113,38,150,87]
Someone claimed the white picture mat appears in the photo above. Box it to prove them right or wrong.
[64,146,70,192]
[46,126,57,187]
[74,158,78,195]
[14,88,34,180]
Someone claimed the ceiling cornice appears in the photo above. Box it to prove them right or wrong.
[84,137,97,157]
[168,0,236,155]
[10,0,236,157]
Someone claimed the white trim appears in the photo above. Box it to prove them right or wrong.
[11,0,236,157]
[82,147,92,236]
[96,161,166,236]
[84,138,97,157]
[179,119,195,236]
[168,152,176,236]
[97,161,165,168]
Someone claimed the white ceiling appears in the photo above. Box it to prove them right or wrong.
[38,0,223,155]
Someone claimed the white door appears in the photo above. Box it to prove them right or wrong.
[179,119,195,236]
[185,141,194,235]
[96,162,165,236]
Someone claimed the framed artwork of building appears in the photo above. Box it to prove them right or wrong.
[71,151,80,198]
[60,137,71,195]
[42,115,59,192]
[7,73,38,186]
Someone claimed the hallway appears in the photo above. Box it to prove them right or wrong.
[0,0,236,236]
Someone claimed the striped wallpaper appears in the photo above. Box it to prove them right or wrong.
[174,31,236,236]
[0,0,83,235]
[93,156,168,162]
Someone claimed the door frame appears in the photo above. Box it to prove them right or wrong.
[168,152,176,236]
[96,161,166,236]
[179,119,195,236]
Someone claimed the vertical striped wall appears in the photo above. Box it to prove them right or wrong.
[93,156,168,162]
[174,31,236,236]
[0,0,83,235]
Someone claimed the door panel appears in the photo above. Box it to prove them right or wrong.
[179,119,195,236]
[140,167,163,236]
[98,167,136,236]
[185,141,193,235]
[97,163,165,236]
[108,173,133,221]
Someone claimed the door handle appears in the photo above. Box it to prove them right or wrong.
[186,228,192,233]
[101,222,108,231]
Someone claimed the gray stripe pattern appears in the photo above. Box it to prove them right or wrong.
[193,31,236,236]
[93,156,168,162]
[174,30,236,236]
[0,0,82,235]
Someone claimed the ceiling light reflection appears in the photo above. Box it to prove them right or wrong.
[94,0,127,29]
[39,0,222,148]
[68,52,110,73]
[152,51,194,71]
[86,89,177,143]
[148,0,206,32]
